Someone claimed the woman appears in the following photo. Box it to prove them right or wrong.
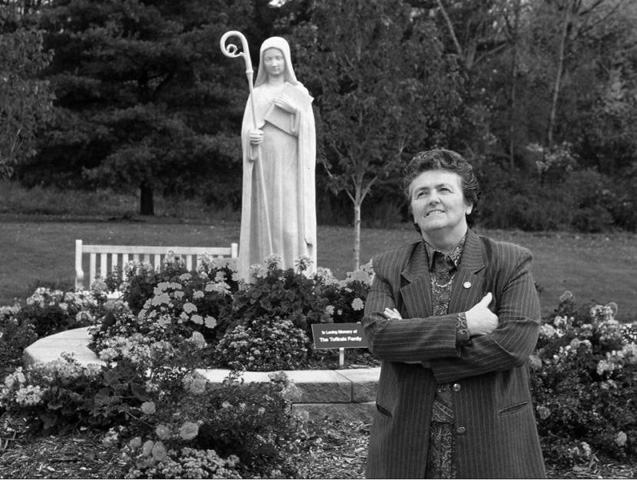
[362,149,545,478]
[237,36,317,281]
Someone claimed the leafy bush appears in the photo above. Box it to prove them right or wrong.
[532,292,637,465]
[3,256,637,473]
[318,263,373,324]
[478,154,630,232]
[12,287,107,338]
[221,255,331,340]
[0,353,110,432]
[1,319,305,477]
[565,170,616,233]
[0,305,38,381]
[95,254,374,372]
[110,253,238,316]
[217,315,310,371]
[116,366,305,478]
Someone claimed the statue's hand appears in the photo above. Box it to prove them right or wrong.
[274,94,296,114]
[249,129,264,145]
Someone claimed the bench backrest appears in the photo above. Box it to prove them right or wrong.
[75,239,238,290]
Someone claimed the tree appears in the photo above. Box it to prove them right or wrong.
[20,0,257,215]
[293,0,462,269]
[525,0,629,148]
[0,6,53,177]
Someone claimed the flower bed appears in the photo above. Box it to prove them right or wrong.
[1,253,636,476]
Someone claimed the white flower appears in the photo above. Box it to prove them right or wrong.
[539,324,559,340]
[141,401,156,415]
[204,316,217,329]
[536,405,551,420]
[151,293,170,306]
[263,254,283,270]
[151,441,168,461]
[129,436,142,449]
[528,354,542,370]
[616,431,628,447]
[179,421,199,440]
[351,298,364,311]
[15,385,45,406]
[188,331,207,349]
[183,302,197,313]
[189,378,206,395]
[142,440,154,456]
[294,255,313,272]
[155,424,171,440]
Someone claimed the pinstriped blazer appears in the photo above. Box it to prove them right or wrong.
[362,229,546,479]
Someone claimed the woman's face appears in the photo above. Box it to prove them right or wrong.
[409,169,473,242]
[262,48,286,79]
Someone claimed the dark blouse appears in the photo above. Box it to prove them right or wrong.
[423,234,469,479]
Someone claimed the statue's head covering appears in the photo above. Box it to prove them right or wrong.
[254,36,299,87]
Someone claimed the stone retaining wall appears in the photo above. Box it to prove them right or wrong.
[23,327,380,423]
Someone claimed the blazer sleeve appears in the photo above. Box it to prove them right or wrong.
[429,246,541,384]
[362,250,460,363]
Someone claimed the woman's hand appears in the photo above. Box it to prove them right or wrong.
[249,129,264,145]
[465,292,499,336]
[383,307,402,320]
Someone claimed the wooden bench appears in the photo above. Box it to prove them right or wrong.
[75,240,238,290]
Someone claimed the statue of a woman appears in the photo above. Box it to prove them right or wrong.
[237,36,317,281]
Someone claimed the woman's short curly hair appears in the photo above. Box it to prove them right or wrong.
[403,149,481,225]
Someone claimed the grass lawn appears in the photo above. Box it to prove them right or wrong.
[1,215,636,321]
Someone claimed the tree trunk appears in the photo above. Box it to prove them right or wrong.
[508,0,521,169]
[140,181,154,216]
[353,199,361,271]
[547,1,572,148]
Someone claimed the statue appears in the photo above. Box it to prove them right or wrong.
[221,33,317,281]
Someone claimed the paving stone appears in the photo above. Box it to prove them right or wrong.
[294,401,376,423]
[197,369,353,403]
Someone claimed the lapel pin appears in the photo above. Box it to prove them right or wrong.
[463,281,472,289]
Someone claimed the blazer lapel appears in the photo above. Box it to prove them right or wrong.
[449,230,486,314]
[397,231,487,318]
[399,242,433,318]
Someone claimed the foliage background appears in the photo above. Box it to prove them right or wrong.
[1,0,636,232]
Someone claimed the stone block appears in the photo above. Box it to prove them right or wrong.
[23,327,104,367]
[336,368,381,403]
[284,370,352,403]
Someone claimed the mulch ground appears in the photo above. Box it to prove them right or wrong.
[1,414,634,479]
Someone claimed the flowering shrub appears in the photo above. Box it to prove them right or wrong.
[0,353,107,431]
[531,291,637,465]
[0,304,38,380]
[217,315,310,371]
[10,287,106,338]
[123,445,241,479]
[0,287,107,382]
[221,255,331,340]
[92,256,237,357]
[118,368,304,478]
[91,255,376,371]
[2,317,305,477]
[318,262,373,324]
[108,254,239,316]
